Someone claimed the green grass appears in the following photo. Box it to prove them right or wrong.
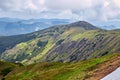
[2,38,55,64]
[4,53,120,80]
[71,30,100,40]
[54,54,114,80]
[0,61,19,80]
[28,39,55,64]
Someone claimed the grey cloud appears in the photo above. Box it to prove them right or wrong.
[0,0,14,11]
[0,0,119,21]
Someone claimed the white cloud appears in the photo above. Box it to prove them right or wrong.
[56,10,80,20]
[0,0,119,21]
[38,0,45,5]
[45,0,100,10]
[104,1,110,7]
[35,27,40,31]
[25,0,38,10]
[113,0,120,8]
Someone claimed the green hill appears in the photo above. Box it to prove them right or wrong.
[0,21,120,65]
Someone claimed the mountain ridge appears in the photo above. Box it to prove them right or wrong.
[0,18,71,36]
[0,20,98,53]
[0,21,119,64]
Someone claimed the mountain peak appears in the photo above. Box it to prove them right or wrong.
[69,21,99,30]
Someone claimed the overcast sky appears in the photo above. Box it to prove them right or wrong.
[0,0,120,21]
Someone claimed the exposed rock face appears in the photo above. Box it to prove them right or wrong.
[43,33,120,62]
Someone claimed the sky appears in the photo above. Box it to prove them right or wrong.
[0,0,120,22]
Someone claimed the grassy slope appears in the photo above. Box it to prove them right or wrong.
[1,37,55,64]
[42,29,120,62]
[4,52,120,80]
[0,61,19,80]
[1,27,86,64]
[1,28,120,64]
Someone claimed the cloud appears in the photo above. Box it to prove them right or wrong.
[45,0,120,21]
[45,0,92,10]
[45,0,105,10]
[100,0,120,21]
[0,0,119,21]
[56,10,81,20]
[35,27,40,31]
[0,0,46,12]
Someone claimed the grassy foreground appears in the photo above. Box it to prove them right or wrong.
[0,52,120,80]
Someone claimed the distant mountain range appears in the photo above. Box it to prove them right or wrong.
[0,18,71,36]
[0,18,120,36]
[91,20,120,30]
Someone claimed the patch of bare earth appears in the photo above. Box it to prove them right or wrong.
[85,56,120,80]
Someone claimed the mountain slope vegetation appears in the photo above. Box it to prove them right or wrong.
[0,61,20,80]
[0,21,120,65]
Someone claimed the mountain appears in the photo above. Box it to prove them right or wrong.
[0,18,71,36]
[0,21,98,54]
[0,52,120,80]
[0,21,120,80]
[0,17,21,22]
[0,21,120,65]
[1,18,120,36]
[91,20,120,30]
